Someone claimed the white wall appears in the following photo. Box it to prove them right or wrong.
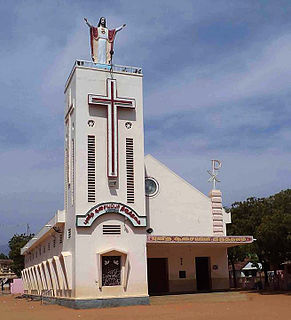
[75,214,148,298]
[145,155,214,236]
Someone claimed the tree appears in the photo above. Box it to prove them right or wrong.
[227,246,248,288]
[0,253,8,259]
[227,189,291,286]
[8,233,34,277]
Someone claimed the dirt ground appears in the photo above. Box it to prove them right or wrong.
[0,291,290,320]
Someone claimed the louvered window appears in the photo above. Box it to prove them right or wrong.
[103,225,121,235]
[88,135,96,202]
[64,123,69,212]
[71,139,75,205]
[126,138,134,203]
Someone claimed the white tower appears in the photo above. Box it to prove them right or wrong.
[64,62,148,305]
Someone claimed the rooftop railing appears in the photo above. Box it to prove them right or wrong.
[75,60,143,75]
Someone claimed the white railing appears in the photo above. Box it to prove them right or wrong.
[75,60,143,75]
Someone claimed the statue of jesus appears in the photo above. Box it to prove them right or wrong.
[84,17,126,65]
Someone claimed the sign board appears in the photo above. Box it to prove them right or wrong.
[147,235,253,244]
[76,202,146,227]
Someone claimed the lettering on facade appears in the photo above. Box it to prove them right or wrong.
[76,202,146,227]
[147,235,253,244]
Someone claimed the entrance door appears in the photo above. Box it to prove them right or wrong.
[195,257,211,291]
[147,258,169,295]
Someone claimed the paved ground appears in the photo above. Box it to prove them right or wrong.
[0,291,290,320]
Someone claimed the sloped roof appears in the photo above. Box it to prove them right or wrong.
[144,154,211,201]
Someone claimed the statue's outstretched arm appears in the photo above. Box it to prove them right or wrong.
[84,18,93,28]
[116,24,126,32]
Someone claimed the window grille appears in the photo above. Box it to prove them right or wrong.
[103,225,121,235]
[88,135,96,202]
[126,138,134,203]
[102,256,121,286]
[67,228,72,239]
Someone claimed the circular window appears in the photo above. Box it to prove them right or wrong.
[145,177,159,197]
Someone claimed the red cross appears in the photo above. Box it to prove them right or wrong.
[88,79,136,180]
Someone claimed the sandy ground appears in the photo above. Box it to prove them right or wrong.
[0,291,290,320]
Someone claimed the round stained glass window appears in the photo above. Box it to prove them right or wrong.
[145,177,159,197]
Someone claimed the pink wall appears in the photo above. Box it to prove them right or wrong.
[10,279,24,294]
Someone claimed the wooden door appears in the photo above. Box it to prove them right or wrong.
[147,258,169,295]
[195,257,211,291]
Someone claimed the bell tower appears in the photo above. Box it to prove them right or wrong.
[63,62,148,302]
[64,62,146,217]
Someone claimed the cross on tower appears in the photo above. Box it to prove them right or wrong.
[88,79,136,181]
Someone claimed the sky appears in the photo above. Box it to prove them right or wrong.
[1,0,291,249]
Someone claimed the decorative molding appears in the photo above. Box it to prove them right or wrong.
[209,189,224,235]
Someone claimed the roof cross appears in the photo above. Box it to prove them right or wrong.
[207,160,222,190]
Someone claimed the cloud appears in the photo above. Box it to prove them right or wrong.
[144,32,291,117]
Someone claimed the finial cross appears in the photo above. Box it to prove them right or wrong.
[207,160,222,190]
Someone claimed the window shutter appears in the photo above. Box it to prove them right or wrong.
[126,138,134,203]
[88,135,96,202]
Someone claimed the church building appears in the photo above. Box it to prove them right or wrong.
[21,22,253,308]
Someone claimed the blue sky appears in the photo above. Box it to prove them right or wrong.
[1,0,291,248]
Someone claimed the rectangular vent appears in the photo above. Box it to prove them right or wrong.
[67,228,72,239]
[126,138,134,203]
[88,135,96,202]
[103,225,121,235]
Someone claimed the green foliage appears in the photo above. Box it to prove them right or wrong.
[8,233,34,277]
[227,189,291,275]
[0,253,8,259]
